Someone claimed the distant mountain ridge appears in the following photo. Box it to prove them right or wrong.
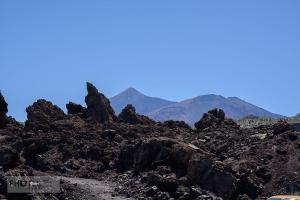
[110,88,176,115]
[110,88,284,126]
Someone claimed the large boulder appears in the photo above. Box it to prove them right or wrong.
[119,137,208,174]
[187,155,238,199]
[168,143,202,173]
[194,109,225,130]
[162,120,191,129]
[118,104,154,125]
[0,92,8,128]
[85,82,117,123]
[66,102,87,118]
[25,99,66,131]
[134,137,177,171]
[194,108,238,130]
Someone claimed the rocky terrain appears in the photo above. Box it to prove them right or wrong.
[0,83,299,200]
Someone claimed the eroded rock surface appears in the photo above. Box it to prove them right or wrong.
[25,99,66,131]
[85,82,117,123]
[195,108,238,130]
[0,92,8,128]
[66,102,87,118]
[118,104,154,125]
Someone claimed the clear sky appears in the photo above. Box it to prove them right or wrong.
[0,0,299,121]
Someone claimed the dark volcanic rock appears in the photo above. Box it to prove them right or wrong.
[0,84,298,200]
[118,104,154,125]
[85,82,117,123]
[162,120,191,129]
[273,120,293,134]
[119,136,207,177]
[25,99,66,131]
[187,155,237,199]
[0,146,19,170]
[195,108,238,130]
[195,109,225,130]
[134,137,177,171]
[147,172,179,195]
[236,194,251,200]
[0,92,8,128]
[66,102,87,118]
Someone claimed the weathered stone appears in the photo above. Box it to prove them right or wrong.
[153,192,170,200]
[187,156,237,199]
[0,146,19,170]
[133,137,177,171]
[118,104,154,125]
[273,120,293,135]
[162,120,191,129]
[66,102,87,118]
[0,92,8,128]
[25,99,65,132]
[145,186,158,197]
[195,109,229,130]
[147,172,179,195]
[85,82,116,123]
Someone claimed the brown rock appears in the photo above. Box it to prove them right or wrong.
[187,155,237,199]
[0,146,19,170]
[195,109,227,130]
[66,102,87,118]
[133,137,177,171]
[118,104,154,125]
[25,99,66,131]
[0,92,8,128]
[273,120,293,134]
[85,82,116,123]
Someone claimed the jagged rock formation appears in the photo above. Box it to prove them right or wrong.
[0,85,299,200]
[118,104,154,125]
[25,99,66,131]
[0,92,8,128]
[66,101,87,118]
[85,82,117,123]
[194,108,237,130]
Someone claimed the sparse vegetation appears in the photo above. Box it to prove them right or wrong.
[237,117,279,129]
[287,113,300,124]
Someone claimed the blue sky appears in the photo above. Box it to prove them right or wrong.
[0,0,299,121]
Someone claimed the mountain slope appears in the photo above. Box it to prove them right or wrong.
[288,113,300,123]
[110,88,176,115]
[110,89,284,126]
[148,95,283,125]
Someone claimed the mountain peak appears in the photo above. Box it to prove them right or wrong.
[120,87,145,97]
[125,87,143,93]
[110,88,175,115]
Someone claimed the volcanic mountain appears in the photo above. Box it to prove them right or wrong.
[110,88,176,115]
[110,88,284,125]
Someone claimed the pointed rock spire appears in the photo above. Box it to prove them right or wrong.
[85,82,117,123]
